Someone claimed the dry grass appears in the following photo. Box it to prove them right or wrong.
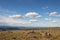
[0,27,60,40]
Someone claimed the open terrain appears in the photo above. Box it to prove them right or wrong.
[0,27,60,40]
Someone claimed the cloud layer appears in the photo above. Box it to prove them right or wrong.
[0,12,60,27]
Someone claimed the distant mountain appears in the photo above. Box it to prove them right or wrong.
[0,26,59,31]
[0,26,42,30]
[0,26,25,31]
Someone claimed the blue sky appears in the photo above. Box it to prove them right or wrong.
[0,0,60,27]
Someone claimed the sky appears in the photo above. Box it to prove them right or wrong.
[0,0,60,27]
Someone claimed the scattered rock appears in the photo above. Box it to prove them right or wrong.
[45,32,52,38]
[12,37,16,39]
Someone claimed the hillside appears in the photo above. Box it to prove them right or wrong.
[0,27,60,40]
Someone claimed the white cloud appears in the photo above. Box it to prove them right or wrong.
[29,19,38,23]
[36,15,42,18]
[51,20,57,23]
[0,15,25,26]
[49,12,57,16]
[45,18,52,21]
[42,6,49,9]
[49,11,60,17]
[45,18,57,23]
[25,12,42,18]
[9,14,24,19]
